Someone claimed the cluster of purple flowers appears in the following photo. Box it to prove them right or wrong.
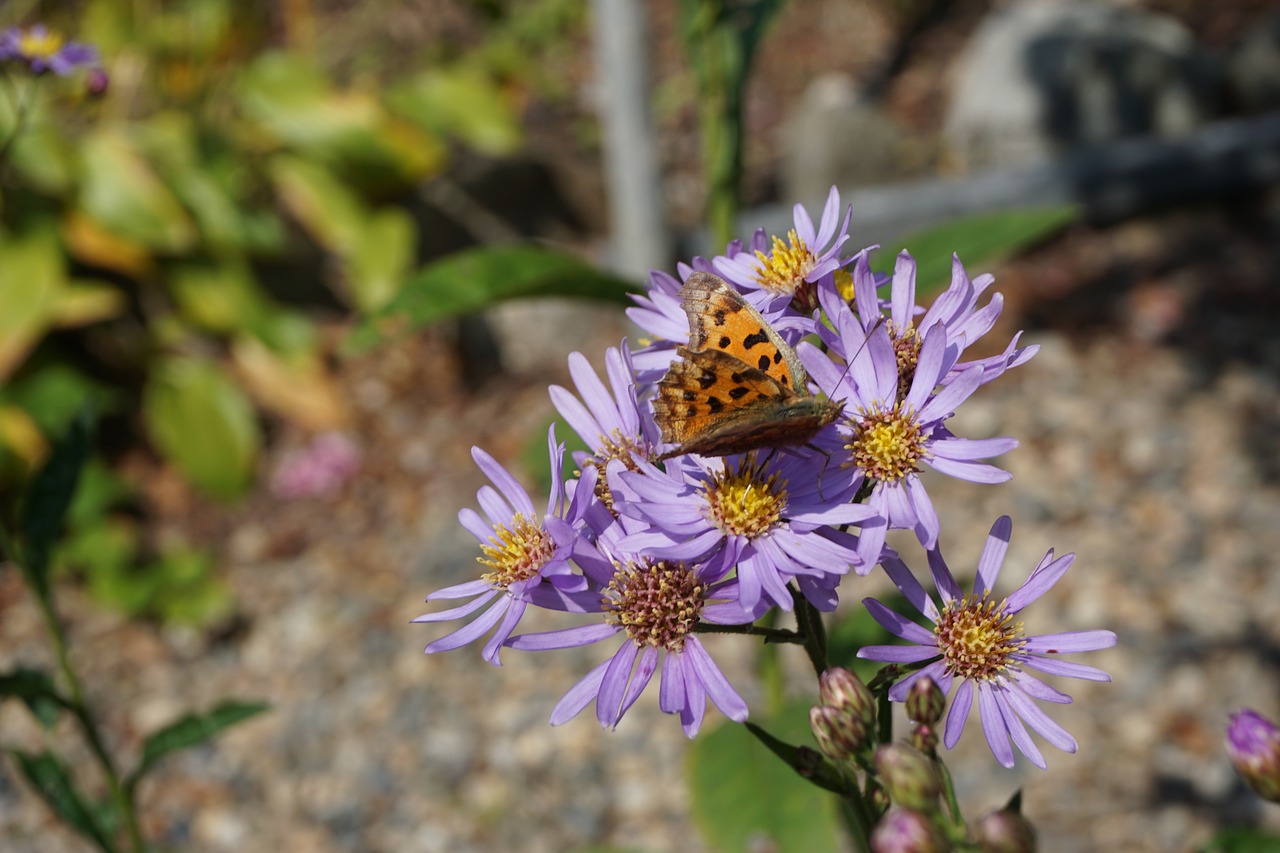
[418,186,1116,765]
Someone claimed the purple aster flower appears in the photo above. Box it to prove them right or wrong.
[713,185,853,313]
[506,515,757,736]
[0,26,98,75]
[549,343,661,511]
[858,516,1117,769]
[799,287,1018,548]
[414,427,599,665]
[1226,709,1280,802]
[609,450,884,613]
[849,249,1037,398]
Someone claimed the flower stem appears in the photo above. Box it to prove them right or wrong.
[28,576,146,852]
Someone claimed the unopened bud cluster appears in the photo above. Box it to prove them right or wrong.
[1226,708,1280,802]
[809,667,877,761]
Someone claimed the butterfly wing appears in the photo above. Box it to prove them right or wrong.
[678,272,810,391]
[654,347,841,459]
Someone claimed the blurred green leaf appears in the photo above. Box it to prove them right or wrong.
[127,700,269,792]
[145,548,233,625]
[169,263,272,336]
[143,357,260,500]
[21,409,92,599]
[78,127,198,253]
[0,667,71,729]
[348,209,417,312]
[873,205,1078,296]
[349,246,637,351]
[388,66,522,156]
[2,363,113,438]
[9,749,114,851]
[270,155,368,255]
[687,703,842,852]
[52,281,128,328]
[0,228,66,382]
[1201,829,1280,853]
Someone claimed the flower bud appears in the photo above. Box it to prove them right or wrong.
[975,808,1037,853]
[1226,708,1280,802]
[810,704,871,761]
[906,676,945,725]
[870,806,950,853]
[908,722,937,754]
[873,743,942,812]
[819,667,876,729]
[86,68,109,97]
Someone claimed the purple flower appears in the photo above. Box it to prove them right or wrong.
[0,26,98,75]
[800,287,1018,548]
[414,427,598,665]
[506,516,756,736]
[609,451,883,613]
[548,343,661,511]
[849,250,1037,397]
[1226,709,1280,802]
[713,186,853,312]
[858,516,1117,769]
[270,433,361,500]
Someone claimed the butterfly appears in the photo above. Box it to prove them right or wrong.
[652,272,844,460]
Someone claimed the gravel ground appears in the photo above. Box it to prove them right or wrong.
[3,191,1280,852]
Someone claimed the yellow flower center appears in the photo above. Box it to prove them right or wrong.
[17,29,64,60]
[833,269,856,303]
[702,453,787,538]
[477,513,554,589]
[846,403,925,483]
[753,230,815,296]
[604,561,705,651]
[934,594,1026,681]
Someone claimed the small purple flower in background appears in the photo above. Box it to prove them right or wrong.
[506,515,757,736]
[802,290,1017,548]
[714,185,852,313]
[0,25,98,75]
[1226,708,1280,802]
[610,452,882,613]
[414,428,598,665]
[858,516,1117,769]
[270,432,361,500]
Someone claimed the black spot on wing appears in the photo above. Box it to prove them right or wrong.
[683,390,696,402]
[773,351,783,364]
[697,370,717,389]
[714,309,727,326]
[743,329,769,349]
[729,386,750,400]
[707,396,725,413]
[718,335,731,348]
[757,355,771,372]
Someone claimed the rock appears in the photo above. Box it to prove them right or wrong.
[944,0,1223,170]
[780,73,931,200]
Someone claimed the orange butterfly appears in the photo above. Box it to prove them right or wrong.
[653,272,844,460]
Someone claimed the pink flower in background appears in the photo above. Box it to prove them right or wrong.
[271,433,362,500]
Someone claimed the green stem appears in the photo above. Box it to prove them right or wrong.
[791,588,828,678]
[695,620,802,644]
[30,582,146,852]
[935,754,965,831]
[0,73,35,175]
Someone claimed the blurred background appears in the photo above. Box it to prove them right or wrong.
[1,0,1278,850]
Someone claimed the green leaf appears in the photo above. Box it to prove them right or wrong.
[77,127,197,253]
[0,667,71,728]
[21,409,93,598]
[143,357,260,500]
[9,749,115,851]
[348,209,417,312]
[348,245,638,351]
[1200,828,1280,853]
[687,704,842,852]
[127,700,269,791]
[0,228,66,382]
[872,205,1078,297]
[270,155,369,255]
[387,66,522,156]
